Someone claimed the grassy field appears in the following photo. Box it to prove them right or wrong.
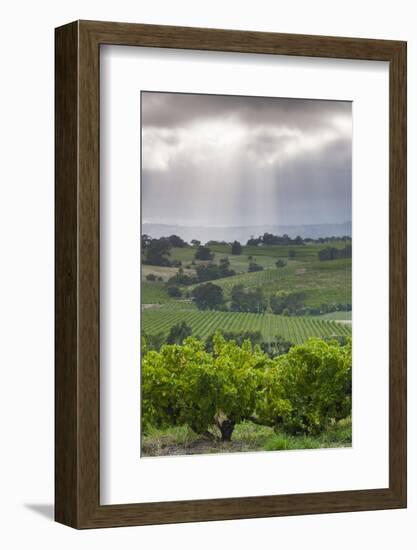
[142,417,352,457]
[142,264,195,282]
[167,243,334,271]
[142,308,351,344]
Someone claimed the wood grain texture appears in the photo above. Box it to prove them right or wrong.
[55,20,407,529]
[55,21,79,527]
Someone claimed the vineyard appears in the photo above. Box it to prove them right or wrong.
[198,264,295,294]
[142,308,351,344]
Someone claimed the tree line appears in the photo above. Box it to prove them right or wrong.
[190,282,351,316]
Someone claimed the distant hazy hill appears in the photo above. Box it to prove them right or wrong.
[143,221,352,243]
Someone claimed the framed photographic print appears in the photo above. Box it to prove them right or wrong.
[55,20,407,528]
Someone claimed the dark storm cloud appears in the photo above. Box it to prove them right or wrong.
[142,91,351,132]
[141,91,352,228]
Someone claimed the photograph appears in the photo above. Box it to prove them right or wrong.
[140,91,353,457]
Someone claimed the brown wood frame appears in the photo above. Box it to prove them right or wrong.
[55,20,407,529]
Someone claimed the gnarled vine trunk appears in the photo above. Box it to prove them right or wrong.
[215,413,235,441]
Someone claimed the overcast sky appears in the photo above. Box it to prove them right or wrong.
[141,92,352,228]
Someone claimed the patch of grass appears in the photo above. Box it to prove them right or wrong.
[232,421,274,446]
[259,259,351,307]
[142,264,195,282]
[141,425,200,457]
[264,434,322,451]
[264,417,352,451]
[141,281,172,304]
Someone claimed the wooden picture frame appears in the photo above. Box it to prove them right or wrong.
[55,20,407,529]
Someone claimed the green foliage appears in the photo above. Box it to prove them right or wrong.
[142,334,268,440]
[167,285,182,298]
[141,331,166,353]
[275,259,287,268]
[231,240,242,255]
[143,238,172,266]
[167,267,197,286]
[318,245,352,261]
[142,335,352,443]
[166,321,192,345]
[142,308,352,345]
[260,335,293,357]
[270,291,306,315]
[167,235,187,248]
[194,245,214,261]
[255,338,352,435]
[192,282,224,310]
[195,258,236,282]
[205,330,263,352]
[248,261,264,273]
[230,284,267,313]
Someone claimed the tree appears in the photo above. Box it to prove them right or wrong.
[167,268,197,286]
[231,240,242,255]
[218,257,235,278]
[230,285,267,313]
[167,285,182,298]
[194,245,214,261]
[167,234,187,248]
[144,238,172,266]
[166,321,192,345]
[191,239,201,248]
[141,331,165,353]
[270,291,305,315]
[192,282,224,310]
[248,261,263,272]
[195,258,235,282]
[275,259,286,268]
[318,245,352,261]
[246,236,262,246]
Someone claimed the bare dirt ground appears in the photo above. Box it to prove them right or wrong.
[142,438,257,457]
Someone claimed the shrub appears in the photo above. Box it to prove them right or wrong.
[230,285,267,313]
[270,291,305,315]
[255,338,352,435]
[194,245,214,261]
[166,321,192,345]
[231,240,242,255]
[192,282,224,310]
[167,285,182,298]
[248,261,263,272]
[142,335,266,440]
[141,336,352,442]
